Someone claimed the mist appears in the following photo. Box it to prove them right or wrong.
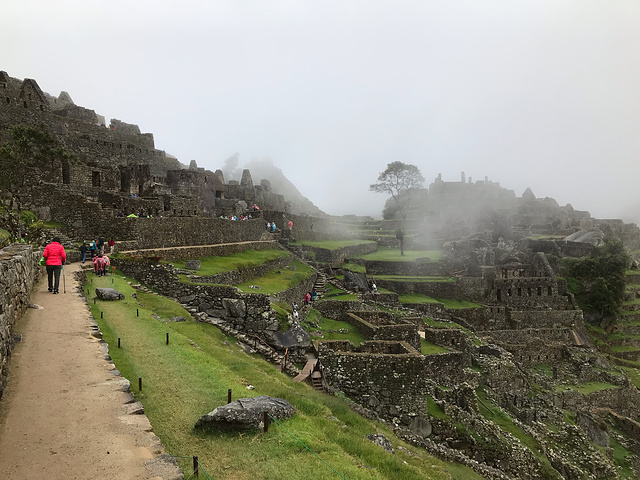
[2,1,640,223]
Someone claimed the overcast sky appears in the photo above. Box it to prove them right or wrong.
[3,1,640,223]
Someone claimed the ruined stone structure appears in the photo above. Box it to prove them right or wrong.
[0,70,291,242]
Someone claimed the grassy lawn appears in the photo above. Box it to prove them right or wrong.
[321,283,359,301]
[435,298,483,309]
[85,274,481,480]
[421,338,450,354]
[290,239,376,250]
[169,248,290,276]
[554,382,621,394]
[305,312,366,345]
[354,247,443,262]
[376,275,456,283]
[399,293,441,304]
[342,261,366,273]
[235,261,314,294]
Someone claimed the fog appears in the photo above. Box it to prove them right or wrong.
[3,1,640,223]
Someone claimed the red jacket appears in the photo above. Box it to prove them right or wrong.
[43,242,66,266]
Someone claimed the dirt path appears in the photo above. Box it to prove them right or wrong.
[0,262,182,479]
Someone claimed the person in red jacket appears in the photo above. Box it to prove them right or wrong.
[42,237,66,294]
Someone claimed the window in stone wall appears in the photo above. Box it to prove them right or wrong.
[517,287,522,296]
[6,97,10,104]
[537,287,542,296]
[23,101,27,108]
[548,286,552,296]
[92,171,101,187]
[497,288,501,301]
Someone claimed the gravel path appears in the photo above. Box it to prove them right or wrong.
[0,262,182,479]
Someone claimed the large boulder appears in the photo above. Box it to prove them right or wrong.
[222,298,246,318]
[271,325,310,349]
[184,260,201,271]
[195,396,295,431]
[95,288,125,301]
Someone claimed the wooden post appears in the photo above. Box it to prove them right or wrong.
[227,389,232,404]
[118,338,121,348]
[263,411,269,432]
[193,455,199,477]
[281,348,288,372]
[166,332,169,345]
[138,377,142,392]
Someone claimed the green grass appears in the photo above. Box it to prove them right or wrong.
[532,363,553,377]
[85,274,480,480]
[399,293,441,304]
[426,394,449,420]
[235,261,314,294]
[170,249,291,276]
[376,275,456,282]
[322,283,358,301]
[609,436,637,478]
[554,382,621,394]
[0,228,9,240]
[421,338,450,354]
[476,387,561,479]
[305,315,366,345]
[342,262,366,273]
[435,298,483,309]
[41,220,66,228]
[354,247,443,262]
[611,345,640,353]
[290,239,376,250]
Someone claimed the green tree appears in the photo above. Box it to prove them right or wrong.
[0,124,74,242]
[562,239,629,320]
[370,161,424,255]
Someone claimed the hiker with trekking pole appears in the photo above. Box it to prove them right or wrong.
[42,236,66,294]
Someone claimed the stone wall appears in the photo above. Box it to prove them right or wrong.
[346,311,421,351]
[361,259,443,276]
[289,241,377,266]
[312,300,373,322]
[318,340,428,424]
[121,241,279,261]
[318,339,466,423]
[553,385,640,419]
[0,244,41,398]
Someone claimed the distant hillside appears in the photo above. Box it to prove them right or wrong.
[243,159,326,216]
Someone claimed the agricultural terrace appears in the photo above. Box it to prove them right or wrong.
[85,273,482,480]
[289,239,376,249]
[353,246,443,262]
[169,248,290,276]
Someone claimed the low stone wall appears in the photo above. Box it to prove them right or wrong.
[553,385,640,419]
[271,272,317,307]
[401,302,449,319]
[509,309,584,329]
[290,242,377,266]
[121,240,279,261]
[318,340,428,424]
[181,254,292,286]
[376,279,461,298]
[0,244,41,398]
[318,339,466,423]
[360,260,443,276]
[312,300,372,322]
[347,311,421,351]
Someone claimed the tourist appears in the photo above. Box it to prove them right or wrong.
[288,220,293,230]
[311,289,318,301]
[266,222,271,231]
[108,237,115,253]
[102,254,111,276]
[79,241,88,264]
[97,236,105,255]
[43,237,66,294]
[92,254,100,274]
[303,292,311,305]
[272,222,276,233]
[292,309,299,322]
[292,302,298,312]
[89,239,97,257]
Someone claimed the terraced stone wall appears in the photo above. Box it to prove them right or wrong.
[121,240,278,261]
[347,311,421,351]
[0,244,41,399]
[318,340,466,423]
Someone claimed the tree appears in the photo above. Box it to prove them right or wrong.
[370,161,424,255]
[0,124,75,242]
[562,238,629,321]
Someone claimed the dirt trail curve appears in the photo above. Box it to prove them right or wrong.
[0,262,182,480]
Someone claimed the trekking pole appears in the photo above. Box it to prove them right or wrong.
[62,264,66,294]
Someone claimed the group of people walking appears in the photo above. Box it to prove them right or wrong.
[78,237,114,276]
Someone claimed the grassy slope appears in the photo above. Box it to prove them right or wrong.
[169,249,290,276]
[87,273,483,480]
[354,247,443,262]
